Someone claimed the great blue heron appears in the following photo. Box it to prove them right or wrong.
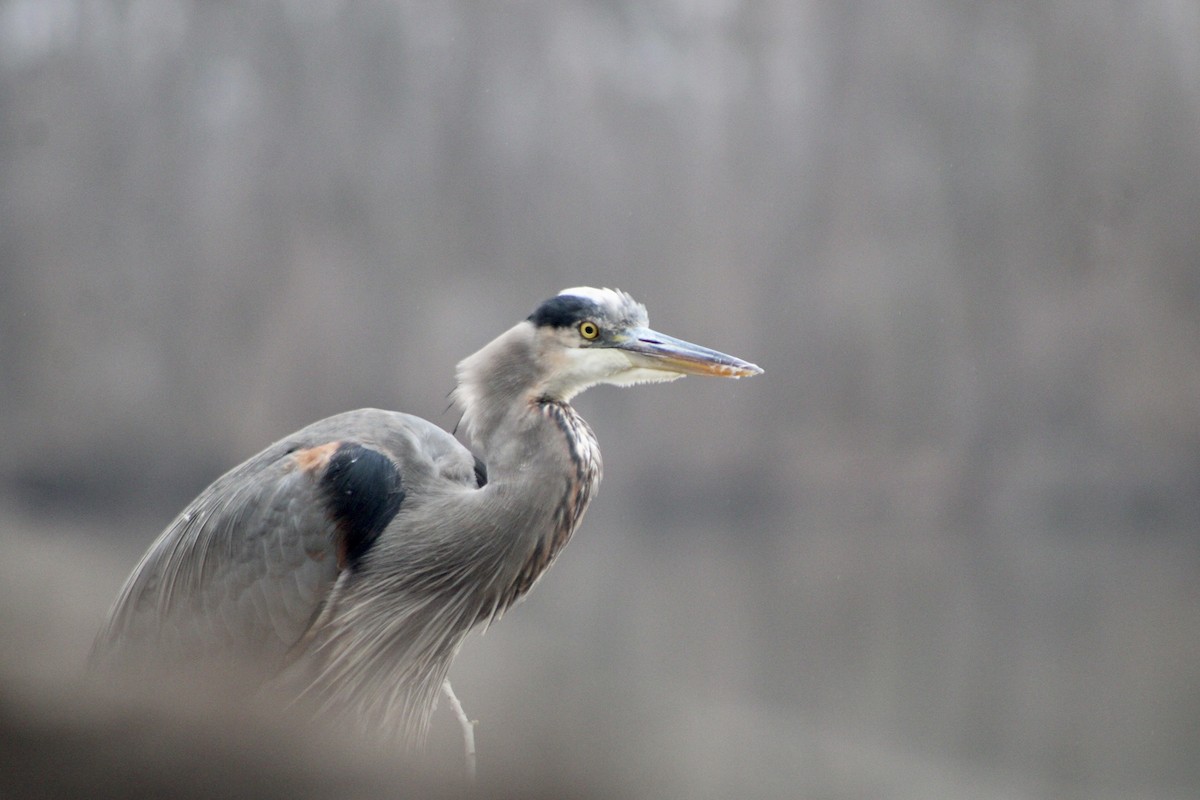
[92,287,762,745]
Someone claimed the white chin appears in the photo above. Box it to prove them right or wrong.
[606,368,686,387]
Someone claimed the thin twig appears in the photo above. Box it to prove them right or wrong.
[442,679,476,781]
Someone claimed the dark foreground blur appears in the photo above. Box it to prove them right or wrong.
[0,507,618,800]
[3,495,1196,799]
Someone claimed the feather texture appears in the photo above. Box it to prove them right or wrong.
[92,287,759,746]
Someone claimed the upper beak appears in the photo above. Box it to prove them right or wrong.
[616,328,763,378]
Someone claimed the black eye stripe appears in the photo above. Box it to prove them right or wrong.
[527,297,609,343]
[528,295,603,328]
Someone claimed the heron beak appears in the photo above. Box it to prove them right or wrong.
[616,328,763,378]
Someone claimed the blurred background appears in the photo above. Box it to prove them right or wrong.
[1,1,1198,798]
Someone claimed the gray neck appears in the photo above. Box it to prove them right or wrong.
[488,398,601,611]
[454,321,544,464]
[453,321,603,611]
[298,323,604,744]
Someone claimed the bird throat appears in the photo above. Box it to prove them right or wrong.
[497,398,602,610]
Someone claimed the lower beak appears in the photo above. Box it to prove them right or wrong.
[617,328,763,378]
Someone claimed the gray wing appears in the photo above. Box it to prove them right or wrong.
[92,408,481,679]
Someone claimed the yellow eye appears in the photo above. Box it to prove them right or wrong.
[578,321,600,340]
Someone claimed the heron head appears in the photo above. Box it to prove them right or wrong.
[526,287,763,401]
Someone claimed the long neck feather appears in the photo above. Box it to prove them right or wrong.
[289,321,606,746]
[452,321,603,611]
[453,321,543,464]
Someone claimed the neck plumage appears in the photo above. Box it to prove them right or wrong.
[299,323,603,745]
[454,322,603,613]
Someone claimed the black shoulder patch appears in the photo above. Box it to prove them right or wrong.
[473,455,488,488]
[320,443,405,570]
[528,294,601,328]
